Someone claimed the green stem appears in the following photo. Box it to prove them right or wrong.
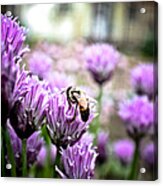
[1,143,5,176]
[22,139,27,177]
[128,139,140,180]
[43,145,53,178]
[95,85,103,135]
[41,125,51,145]
[5,129,16,177]
[90,85,103,145]
[53,150,61,178]
[29,163,36,177]
[41,125,54,178]
[1,128,5,176]
[98,85,103,114]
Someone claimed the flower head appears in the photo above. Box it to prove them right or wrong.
[84,43,119,85]
[28,51,53,80]
[118,96,154,139]
[10,73,48,139]
[113,139,135,165]
[7,120,22,166]
[1,13,29,62]
[46,88,96,148]
[142,142,156,168]
[46,71,75,91]
[97,131,109,163]
[56,133,98,179]
[149,97,158,136]
[131,63,157,99]
[1,48,19,125]
[1,13,29,125]
[7,122,44,168]
[26,131,45,167]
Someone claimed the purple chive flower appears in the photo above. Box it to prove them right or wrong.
[97,131,109,163]
[11,69,36,102]
[26,131,44,167]
[118,96,154,139]
[113,139,135,166]
[7,120,22,166]
[28,51,53,80]
[46,89,96,148]
[1,13,29,125]
[84,43,120,85]
[12,68,52,104]
[37,144,57,167]
[1,48,19,125]
[131,63,157,99]
[7,121,44,168]
[46,72,75,91]
[10,73,48,139]
[149,97,158,136]
[1,13,29,62]
[154,97,158,125]
[154,97,158,132]
[142,142,156,168]
[56,133,98,179]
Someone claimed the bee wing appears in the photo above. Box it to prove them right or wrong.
[86,96,97,111]
[87,96,97,104]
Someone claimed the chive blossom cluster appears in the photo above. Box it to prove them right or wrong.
[1,13,98,179]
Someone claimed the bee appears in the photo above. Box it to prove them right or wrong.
[66,86,90,122]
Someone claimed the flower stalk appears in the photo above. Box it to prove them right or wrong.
[41,125,54,178]
[98,85,103,115]
[5,129,17,177]
[128,139,140,180]
[1,128,6,177]
[22,139,27,177]
[91,85,103,139]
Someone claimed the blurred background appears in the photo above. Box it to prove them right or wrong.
[2,2,157,58]
[1,1,158,181]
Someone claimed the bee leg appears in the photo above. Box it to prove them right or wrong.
[67,103,78,124]
[71,90,81,95]
[67,98,72,110]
